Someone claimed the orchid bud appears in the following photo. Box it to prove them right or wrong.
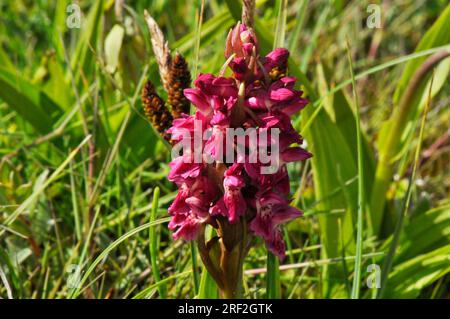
[225,22,259,60]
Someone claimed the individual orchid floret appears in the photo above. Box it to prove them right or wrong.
[222,164,247,224]
[250,191,302,258]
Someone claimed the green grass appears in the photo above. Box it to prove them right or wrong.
[346,38,365,299]
[0,0,449,299]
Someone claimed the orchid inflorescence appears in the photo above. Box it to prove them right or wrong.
[143,13,311,298]
[167,22,311,257]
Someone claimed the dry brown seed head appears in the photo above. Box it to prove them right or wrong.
[168,52,192,118]
[142,80,173,142]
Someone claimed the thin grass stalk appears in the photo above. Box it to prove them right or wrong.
[0,265,13,299]
[288,0,308,53]
[68,206,101,299]
[69,160,82,241]
[300,4,330,73]
[377,73,436,298]
[193,0,205,79]
[346,39,365,299]
[70,218,170,298]
[273,0,287,49]
[133,271,191,299]
[149,187,167,298]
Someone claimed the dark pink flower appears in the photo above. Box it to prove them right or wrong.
[263,48,289,70]
[168,155,202,183]
[249,191,302,258]
[229,57,247,81]
[166,23,312,261]
[183,89,212,117]
[222,164,247,223]
[171,214,203,241]
[169,177,220,240]
[194,74,238,98]
[247,77,308,115]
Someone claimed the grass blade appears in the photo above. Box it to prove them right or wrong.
[300,4,330,73]
[149,187,166,298]
[133,271,191,299]
[69,217,170,298]
[288,0,308,53]
[346,39,365,299]
[193,0,206,79]
[0,135,91,236]
[273,0,288,49]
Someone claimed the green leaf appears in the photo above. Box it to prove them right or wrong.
[0,43,14,71]
[198,267,219,299]
[393,4,450,106]
[0,67,63,134]
[224,0,241,21]
[397,204,450,263]
[384,244,450,298]
[42,53,72,110]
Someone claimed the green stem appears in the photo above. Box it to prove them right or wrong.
[190,242,200,294]
[266,252,281,298]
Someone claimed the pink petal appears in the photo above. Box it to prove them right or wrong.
[281,147,312,163]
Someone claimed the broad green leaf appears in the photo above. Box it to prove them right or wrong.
[198,267,219,298]
[397,204,450,263]
[43,53,72,109]
[0,43,14,71]
[384,244,450,298]
[393,4,450,106]
[0,67,63,134]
